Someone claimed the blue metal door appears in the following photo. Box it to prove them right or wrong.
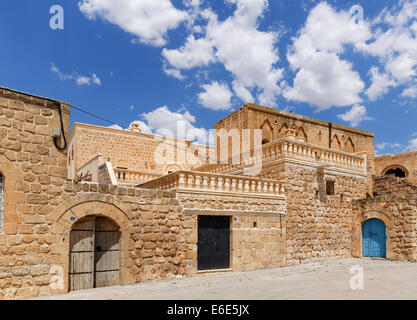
[362,218,386,258]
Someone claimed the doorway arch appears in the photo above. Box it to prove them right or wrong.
[362,218,386,258]
[69,215,120,291]
[383,165,408,178]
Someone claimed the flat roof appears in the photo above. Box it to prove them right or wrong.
[69,122,212,147]
[375,150,417,158]
[0,85,68,104]
[215,103,374,138]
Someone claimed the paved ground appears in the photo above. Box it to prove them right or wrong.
[34,258,417,300]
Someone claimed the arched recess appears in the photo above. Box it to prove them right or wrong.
[382,165,409,178]
[344,137,355,153]
[69,215,121,291]
[164,164,182,174]
[352,210,393,259]
[48,195,135,294]
[296,127,308,142]
[331,135,342,150]
[260,120,273,144]
[278,122,288,134]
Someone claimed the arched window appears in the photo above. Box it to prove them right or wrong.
[385,167,406,178]
[0,174,3,232]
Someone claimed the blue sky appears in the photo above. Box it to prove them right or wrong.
[0,0,416,154]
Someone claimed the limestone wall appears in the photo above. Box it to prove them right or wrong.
[0,88,197,299]
[214,104,375,191]
[178,191,287,271]
[258,161,367,265]
[0,180,197,299]
[352,175,417,261]
[69,123,212,177]
[215,104,374,158]
[374,151,417,184]
[0,87,70,298]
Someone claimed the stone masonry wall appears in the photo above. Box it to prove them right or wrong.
[214,104,375,193]
[0,88,70,299]
[374,151,417,184]
[0,181,196,299]
[178,192,287,271]
[259,161,367,265]
[352,175,417,261]
[70,124,211,177]
[0,88,197,299]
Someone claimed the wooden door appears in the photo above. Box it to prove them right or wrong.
[94,217,119,288]
[198,216,230,271]
[69,216,95,291]
[69,216,120,291]
[362,218,386,258]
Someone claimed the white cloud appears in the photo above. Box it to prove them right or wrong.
[108,124,123,130]
[162,67,185,80]
[162,35,215,76]
[405,138,417,152]
[162,0,283,106]
[50,63,73,80]
[78,0,187,46]
[140,106,210,144]
[376,142,402,150]
[361,0,417,98]
[50,63,101,86]
[232,80,254,103]
[401,81,417,98]
[203,0,283,106]
[365,66,397,101]
[337,104,373,127]
[76,73,101,86]
[284,2,371,110]
[375,141,403,155]
[198,81,233,110]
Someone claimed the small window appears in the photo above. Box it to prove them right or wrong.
[326,180,335,195]
[0,175,3,232]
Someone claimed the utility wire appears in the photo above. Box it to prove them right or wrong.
[70,104,213,163]
[71,105,119,126]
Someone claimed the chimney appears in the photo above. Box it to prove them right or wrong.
[130,123,141,133]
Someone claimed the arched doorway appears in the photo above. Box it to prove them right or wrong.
[69,216,120,291]
[362,218,386,258]
[384,167,407,178]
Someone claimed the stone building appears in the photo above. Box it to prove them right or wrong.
[0,86,416,299]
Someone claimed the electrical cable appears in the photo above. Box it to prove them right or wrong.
[53,102,67,151]
[69,104,212,163]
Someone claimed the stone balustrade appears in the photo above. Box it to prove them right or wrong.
[194,137,367,175]
[113,168,162,184]
[139,170,285,197]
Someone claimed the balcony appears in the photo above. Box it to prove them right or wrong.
[138,170,285,199]
[194,135,367,176]
[113,168,162,185]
